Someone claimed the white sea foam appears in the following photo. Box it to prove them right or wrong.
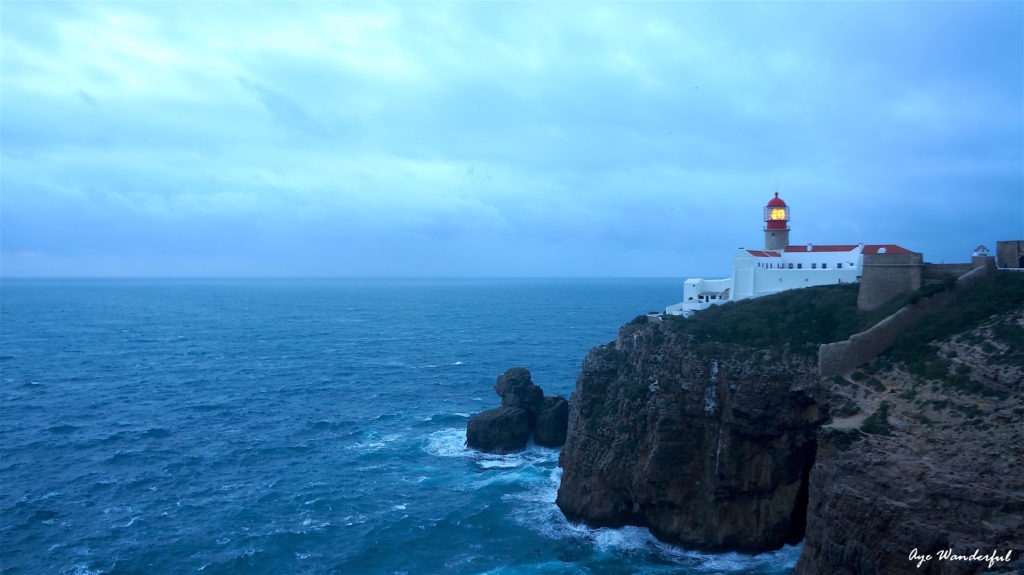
[300,517,330,531]
[69,564,101,575]
[506,462,803,572]
[424,428,470,458]
[350,432,402,453]
[476,459,523,470]
[121,516,140,528]
[424,428,560,472]
[342,514,368,527]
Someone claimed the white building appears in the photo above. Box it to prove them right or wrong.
[665,193,912,317]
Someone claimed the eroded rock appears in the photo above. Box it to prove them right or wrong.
[466,367,569,452]
[465,406,531,453]
[534,396,569,447]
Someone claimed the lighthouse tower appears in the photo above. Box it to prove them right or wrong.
[764,192,790,251]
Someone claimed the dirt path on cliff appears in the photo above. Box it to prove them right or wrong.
[824,413,867,430]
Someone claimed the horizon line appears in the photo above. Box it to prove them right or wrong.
[0,275,696,281]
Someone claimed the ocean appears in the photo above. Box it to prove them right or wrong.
[0,279,799,575]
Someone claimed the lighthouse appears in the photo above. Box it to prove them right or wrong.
[764,192,790,251]
[664,191,918,317]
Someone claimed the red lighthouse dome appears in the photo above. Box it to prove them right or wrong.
[763,192,791,250]
[764,192,789,230]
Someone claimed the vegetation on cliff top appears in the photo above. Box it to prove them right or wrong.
[660,271,1024,360]
[884,271,1024,368]
[662,283,884,357]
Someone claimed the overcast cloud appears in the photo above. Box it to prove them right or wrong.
[2,1,1021,277]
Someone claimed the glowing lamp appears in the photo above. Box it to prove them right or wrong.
[763,192,790,231]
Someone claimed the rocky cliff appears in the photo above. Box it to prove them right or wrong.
[556,272,1024,573]
[556,316,825,552]
[796,305,1024,575]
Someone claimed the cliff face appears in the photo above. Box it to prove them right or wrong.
[556,318,825,552]
[557,272,1024,574]
[796,308,1024,575]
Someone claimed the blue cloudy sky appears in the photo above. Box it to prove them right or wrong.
[2,1,1021,277]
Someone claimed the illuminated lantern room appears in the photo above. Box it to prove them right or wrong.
[763,192,791,251]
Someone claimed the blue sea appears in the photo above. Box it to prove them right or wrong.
[0,279,799,575]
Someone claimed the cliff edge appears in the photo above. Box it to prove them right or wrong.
[556,317,823,551]
[556,272,1024,573]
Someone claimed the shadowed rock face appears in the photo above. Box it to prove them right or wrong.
[534,396,569,447]
[465,406,531,453]
[796,309,1024,575]
[556,291,1024,573]
[555,320,825,552]
[496,367,545,416]
[467,368,569,452]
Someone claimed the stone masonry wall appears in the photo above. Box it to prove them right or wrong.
[922,263,972,280]
[820,265,991,377]
[856,252,923,312]
[996,240,1024,269]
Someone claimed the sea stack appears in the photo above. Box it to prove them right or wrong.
[466,367,569,453]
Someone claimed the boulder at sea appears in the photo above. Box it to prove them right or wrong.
[466,367,569,452]
[495,367,544,415]
[465,406,531,453]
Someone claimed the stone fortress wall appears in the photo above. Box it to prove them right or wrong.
[820,258,995,377]
[855,252,923,312]
[996,240,1024,269]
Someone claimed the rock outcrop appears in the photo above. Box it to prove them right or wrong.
[465,406,531,453]
[796,308,1024,575]
[495,367,544,416]
[556,319,825,552]
[534,396,569,447]
[466,368,569,453]
[556,272,1024,573]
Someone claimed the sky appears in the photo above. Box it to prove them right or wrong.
[1,1,1021,278]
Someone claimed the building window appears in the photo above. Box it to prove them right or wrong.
[822,263,827,269]
[811,263,817,269]
[797,263,802,269]
[788,263,793,269]
[837,263,843,269]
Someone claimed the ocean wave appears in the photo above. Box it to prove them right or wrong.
[142,427,170,439]
[349,432,403,453]
[65,564,102,575]
[417,412,470,427]
[309,419,356,432]
[423,428,560,472]
[508,465,802,573]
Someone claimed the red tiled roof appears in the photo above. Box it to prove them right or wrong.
[862,244,913,255]
[783,244,859,253]
[748,244,914,256]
